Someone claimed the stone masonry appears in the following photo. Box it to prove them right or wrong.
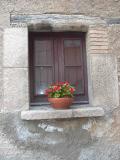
[0,1,120,160]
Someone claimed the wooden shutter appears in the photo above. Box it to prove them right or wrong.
[34,39,54,94]
[59,36,88,103]
[29,33,55,103]
[63,39,84,92]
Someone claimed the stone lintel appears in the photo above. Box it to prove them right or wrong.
[21,106,104,120]
[10,14,106,32]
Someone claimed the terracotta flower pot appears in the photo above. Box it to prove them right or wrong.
[48,97,73,109]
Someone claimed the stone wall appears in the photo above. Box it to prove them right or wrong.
[0,1,120,160]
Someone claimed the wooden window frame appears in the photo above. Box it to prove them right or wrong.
[29,32,89,106]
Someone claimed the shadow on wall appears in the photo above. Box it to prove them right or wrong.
[29,21,53,31]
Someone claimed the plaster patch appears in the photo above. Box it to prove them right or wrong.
[43,137,63,145]
[78,148,94,160]
[16,126,35,141]
[38,123,63,132]
[15,119,41,141]
[82,119,93,130]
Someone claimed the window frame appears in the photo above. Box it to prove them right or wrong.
[29,32,89,106]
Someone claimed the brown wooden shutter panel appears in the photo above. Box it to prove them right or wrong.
[34,39,54,96]
[63,39,85,94]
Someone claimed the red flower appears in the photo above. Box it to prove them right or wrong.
[53,86,61,91]
[69,87,75,93]
[45,82,75,98]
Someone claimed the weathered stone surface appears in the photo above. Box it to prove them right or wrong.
[0,112,120,160]
[0,0,120,160]
[0,26,3,112]
[108,25,120,111]
[0,31,3,65]
[108,25,120,56]
[0,67,3,111]
[107,18,120,24]
[3,28,28,67]
[11,14,106,24]
[72,107,104,118]
[21,107,104,120]
[11,0,120,18]
[90,54,119,109]
[0,0,14,14]
[10,14,106,32]
[3,68,29,111]
[21,109,73,120]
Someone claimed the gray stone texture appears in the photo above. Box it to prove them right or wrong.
[90,54,119,109]
[3,68,29,111]
[0,29,3,111]
[9,0,120,17]
[0,0,120,160]
[0,112,120,160]
[108,25,120,103]
[3,28,28,67]
[108,25,120,56]
[10,14,106,28]
[21,107,104,120]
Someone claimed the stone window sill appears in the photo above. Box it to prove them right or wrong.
[21,105,104,120]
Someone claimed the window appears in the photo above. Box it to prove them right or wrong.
[29,32,88,105]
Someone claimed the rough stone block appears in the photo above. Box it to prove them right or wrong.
[3,68,29,111]
[90,54,119,110]
[0,67,3,111]
[21,107,104,120]
[3,28,28,67]
[108,25,120,56]
[10,14,106,31]
[0,31,3,66]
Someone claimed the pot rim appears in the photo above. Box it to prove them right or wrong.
[48,97,73,99]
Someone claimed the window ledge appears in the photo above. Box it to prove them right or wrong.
[21,105,105,120]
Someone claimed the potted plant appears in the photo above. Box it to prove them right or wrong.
[45,82,75,109]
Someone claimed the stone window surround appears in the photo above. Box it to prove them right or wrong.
[3,14,119,120]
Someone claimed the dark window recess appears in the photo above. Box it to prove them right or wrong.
[29,32,88,105]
